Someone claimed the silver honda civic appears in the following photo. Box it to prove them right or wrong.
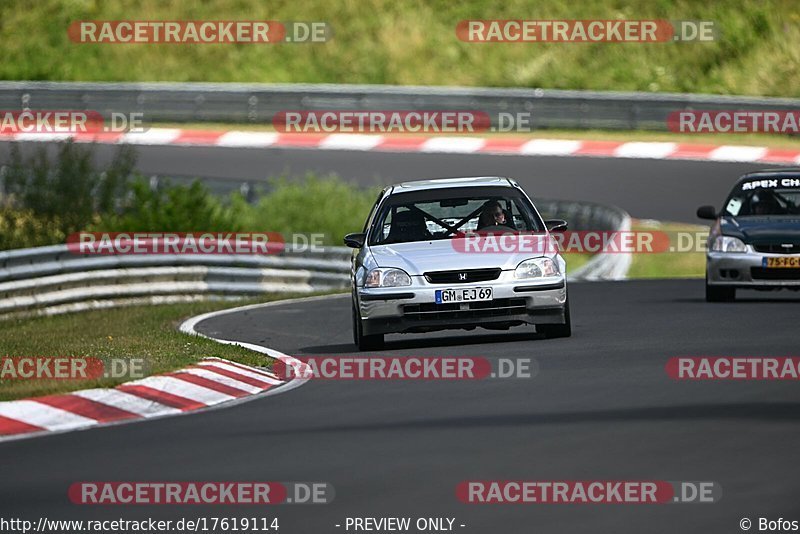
[344,177,570,350]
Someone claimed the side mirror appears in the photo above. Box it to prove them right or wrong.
[343,232,366,248]
[696,205,718,220]
[544,219,568,232]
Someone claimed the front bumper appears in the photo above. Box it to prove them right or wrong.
[356,273,567,336]
[707,251,800,288]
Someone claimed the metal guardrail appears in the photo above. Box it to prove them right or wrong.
[1,81,798,131]
[538,199,627,234]
[0,245,352,320]
[0,200,630,319]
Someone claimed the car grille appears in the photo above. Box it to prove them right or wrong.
[424,268,501,284]
[751,267,800,280]
[752,243,800,254]
[403,298,527,321]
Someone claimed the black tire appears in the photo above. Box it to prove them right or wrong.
[352,301,384,351]
[351,300,359,345]
[538,296,572,339]
[705,271,735,302]
[706,281,735,302]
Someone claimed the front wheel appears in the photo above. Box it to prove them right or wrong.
[538,296,572,339]
[352,301,384,351]
[706,271,735,302]
[706,282,735,302]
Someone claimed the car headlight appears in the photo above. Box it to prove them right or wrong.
[711,236,747,253]
[514,257,559,279]
[365,268,412,288]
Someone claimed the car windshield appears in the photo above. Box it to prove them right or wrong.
[723,177,800,217]
[368,186,544,245]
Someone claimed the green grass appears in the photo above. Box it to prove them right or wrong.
[563,252,591,273]
[0,295,322,401]
[626,220,708,279]
[1,0,799,97]
[235,174,381,245]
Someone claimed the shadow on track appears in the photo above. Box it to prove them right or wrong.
[671,295,800,304]
[300,329,553,354]
[226,402,800,437]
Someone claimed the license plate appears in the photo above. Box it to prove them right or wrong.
[435,287,493,304]
[763,257,800,268]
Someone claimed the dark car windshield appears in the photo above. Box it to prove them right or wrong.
[368,186,544,246]
[723,177,800,217]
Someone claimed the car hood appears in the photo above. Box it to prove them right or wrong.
[368,236,553,275]
[722,216,800,243]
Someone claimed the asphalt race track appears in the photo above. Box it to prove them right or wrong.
[2,282,799,532]
[0,144,798,533]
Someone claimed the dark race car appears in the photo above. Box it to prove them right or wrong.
[697,169,800,301]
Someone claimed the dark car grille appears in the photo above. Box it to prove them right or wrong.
[751,267,800,280]
[403,298,527,321]
[752,243,800,254]
[424,268,501,284]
